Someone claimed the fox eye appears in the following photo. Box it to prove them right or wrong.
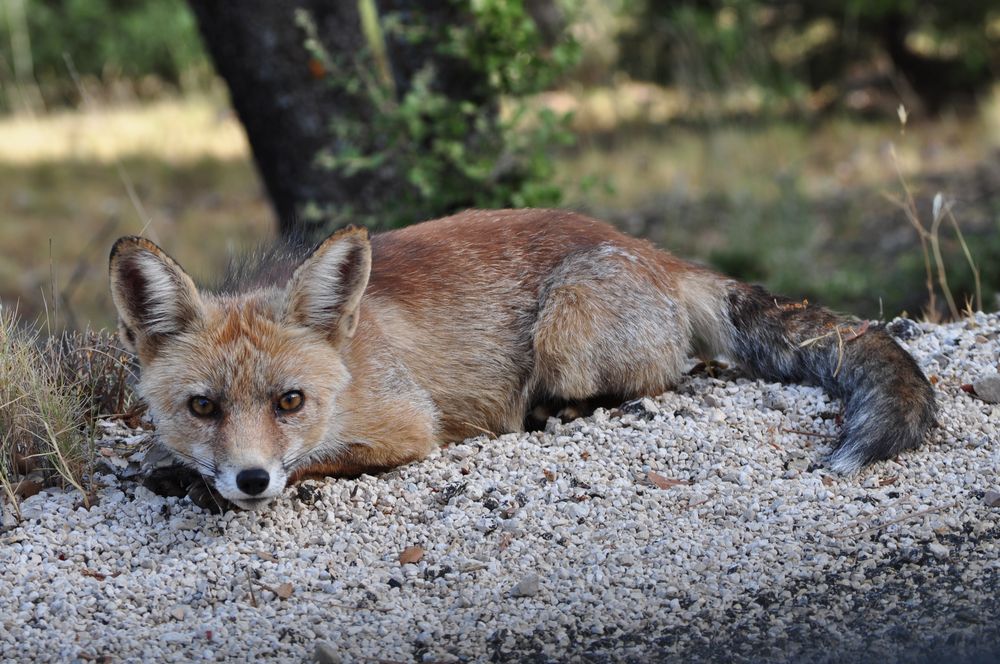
[276,390,304,413]
[188,396,218,418]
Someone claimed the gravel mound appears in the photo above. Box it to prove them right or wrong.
[2,314,999,663]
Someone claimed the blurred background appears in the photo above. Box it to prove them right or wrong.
[1,0,998,331]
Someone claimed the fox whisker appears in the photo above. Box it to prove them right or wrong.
[170,450,217,478]
[282,449,323,473]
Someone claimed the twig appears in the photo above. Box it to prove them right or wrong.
[886,144,938,319]
[832,324,844,378]
[928,196,960,320]
[945,206,982,313]
[781,427,837,440]
[245,568,258,608]
[828,501,958,539]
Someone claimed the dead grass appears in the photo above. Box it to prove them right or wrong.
[0,155,274,329]
[0,88,997,329]
[886,146,983,322]
[0,95,248,164]
[1,306,92,514]
[0,307,137,519]
[556,86,1000,209]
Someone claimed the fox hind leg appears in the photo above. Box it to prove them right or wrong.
[529,248,692,409]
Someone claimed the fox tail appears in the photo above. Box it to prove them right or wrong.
[687,275,936,473]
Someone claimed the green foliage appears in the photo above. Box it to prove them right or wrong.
[301,0,578,229]
[0,0,207,109]
[619,0,1000,113]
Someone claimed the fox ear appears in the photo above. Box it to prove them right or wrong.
[284,226,372,346]
[109,236,204,357]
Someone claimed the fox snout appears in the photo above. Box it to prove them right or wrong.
[215,462,289,509]
[237,468,271,495]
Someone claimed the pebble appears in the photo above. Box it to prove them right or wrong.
[971,373,1000,403]
[311,642,341,664]
[762,392,789,412]
[510,574,541,598]
[1,313,998,663]
[887,317,922,340]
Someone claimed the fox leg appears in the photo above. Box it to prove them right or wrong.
[530,246,694,404]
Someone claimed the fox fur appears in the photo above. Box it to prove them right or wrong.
[109,209,936,509]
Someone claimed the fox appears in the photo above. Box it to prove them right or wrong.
[109,209,936,510]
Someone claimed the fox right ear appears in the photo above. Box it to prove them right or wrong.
[108,236,203,359]
[284,226,372,346]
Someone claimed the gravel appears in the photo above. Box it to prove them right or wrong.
[2,314,999,663]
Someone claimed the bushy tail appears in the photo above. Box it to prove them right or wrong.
[692,278,936,473]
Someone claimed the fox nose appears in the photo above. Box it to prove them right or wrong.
[236,468,270,495]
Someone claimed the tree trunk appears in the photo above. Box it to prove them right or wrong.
[188,0,484,238]
[188,1,373,237]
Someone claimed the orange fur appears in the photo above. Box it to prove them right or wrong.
[109,208,935,509]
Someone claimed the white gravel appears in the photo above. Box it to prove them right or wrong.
[2,314,999,663]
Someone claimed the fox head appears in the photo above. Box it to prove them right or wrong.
[109,228,371,509]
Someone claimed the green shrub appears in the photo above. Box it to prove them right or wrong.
[299,0,579,229]
[0,0,208,110]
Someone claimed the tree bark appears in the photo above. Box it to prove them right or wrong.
[188,0,487,237]
[187,1,376,237]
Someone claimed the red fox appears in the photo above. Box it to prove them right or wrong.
[110,209,935,509]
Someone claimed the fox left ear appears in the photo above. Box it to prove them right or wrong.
[284,226,372,346]
[108,236,204,359]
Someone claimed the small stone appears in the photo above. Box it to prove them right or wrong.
[971,374,1000,403]
[297,483,320,505]
[761,393,788,412]
[500,519,523,535]
[887,318,921,340]
[510,574,540,597]
[1,503,17,529]
[785,455,810,472]
[18,494,49,521]
[983,490,1000,507]
[399,546,424,565]
[312,641,342,664]
[449,445,475,459]
[620,398,657,419]
[927,542,949,560]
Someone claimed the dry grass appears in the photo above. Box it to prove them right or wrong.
[0,94,270,332]
[0,84,272,333]
[0,88,997,330]
[0,307,136,519]
[0,94,248,164]
[883,105,984,322]
[555,85,1000,209]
